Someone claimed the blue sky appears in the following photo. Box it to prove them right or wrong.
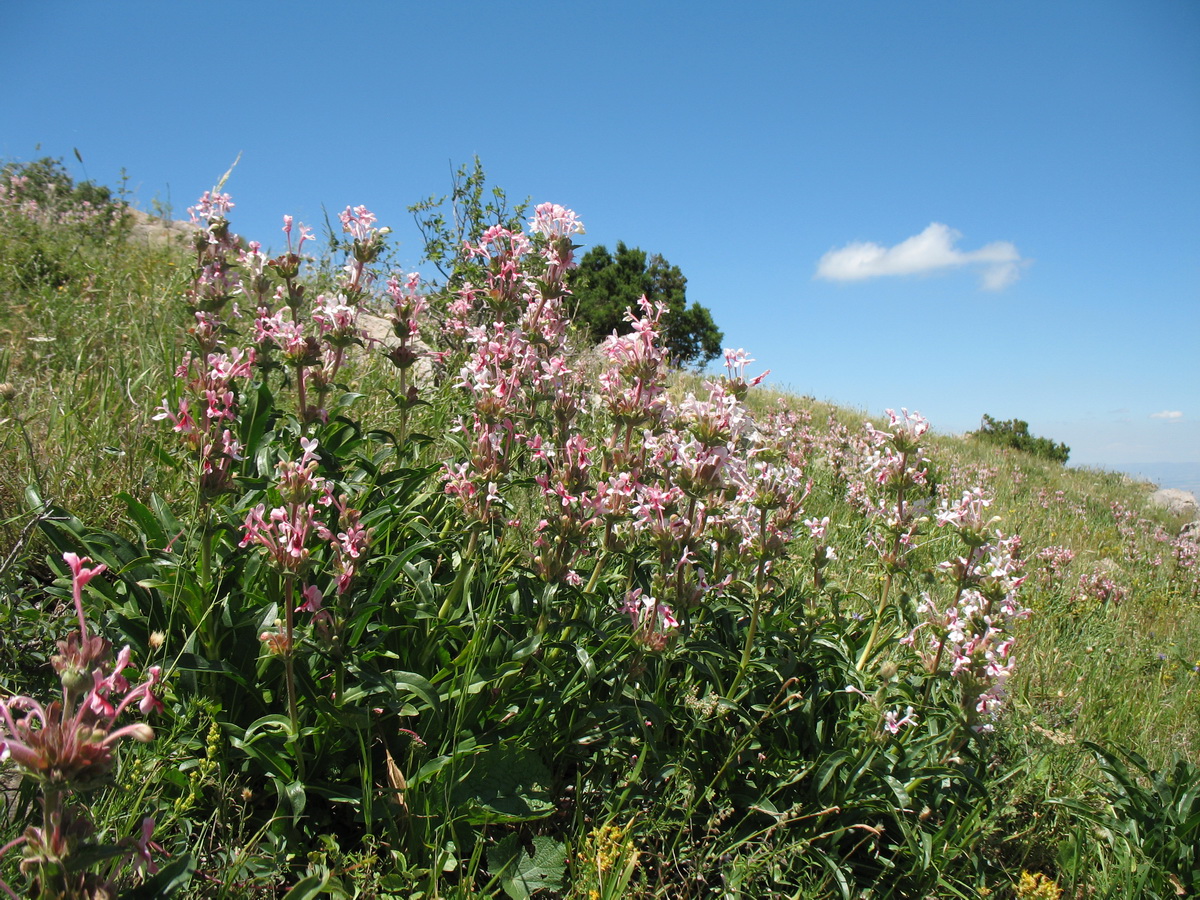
[3,1,1197,474]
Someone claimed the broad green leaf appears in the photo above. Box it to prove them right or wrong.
[122,852,196,899]
[489,834,566,899]
[282,872,329,900]
[452,746,555,824]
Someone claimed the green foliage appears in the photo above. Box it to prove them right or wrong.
[408,159,723,368]
[972,414,1070,464]
[568,241,723,368]
[408,156,528,281]
[1,155,130,245]
[1053,744,1200,898]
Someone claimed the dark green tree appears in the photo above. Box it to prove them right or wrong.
[972,414,1070,464]
[567,241,723,368]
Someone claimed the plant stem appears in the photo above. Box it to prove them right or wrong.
[856,459,909,673]
[920,579,965,705]
[728,508,769,699]
[856,569,894,672]
[438,528,478,619]
[727,589,762,700]
[282,574,303,777]
[583,542,608,595]
[397,367,409,448]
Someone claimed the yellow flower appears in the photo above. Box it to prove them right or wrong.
[1016,870,1062,900]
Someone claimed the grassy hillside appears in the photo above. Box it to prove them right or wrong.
[1,159,1197,899]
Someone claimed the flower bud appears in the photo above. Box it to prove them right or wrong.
[60,666,91,695]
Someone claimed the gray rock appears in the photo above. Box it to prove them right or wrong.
[358,311,434,382]
[126,208,197,246]
[1148,488,1198,520]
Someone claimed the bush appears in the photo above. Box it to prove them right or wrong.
[971,414,1070,464]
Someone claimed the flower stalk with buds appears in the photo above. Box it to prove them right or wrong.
[0,554,162,899]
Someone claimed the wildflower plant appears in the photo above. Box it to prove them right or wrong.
[0,554,161,899]
[3,174,1075,898]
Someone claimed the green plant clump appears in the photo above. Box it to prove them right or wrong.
[972,414,1070,464]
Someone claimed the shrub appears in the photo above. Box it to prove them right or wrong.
[971,414,1070,464]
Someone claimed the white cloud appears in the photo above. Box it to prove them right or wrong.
[1151,410,1184,420]
[815,223,1026,290]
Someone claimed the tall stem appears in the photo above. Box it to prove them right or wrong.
[38,788,65,900]
[198,502,220,694]
[397,366,409,448]
[856,570,894,672]
[583,529,610,594]
[856,451,910,673]
[282,575,303,778]
[728,508,769,699]
[296,362,309,422]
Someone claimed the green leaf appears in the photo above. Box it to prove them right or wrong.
[122,852,196,898]
[452,746,556,824]
[283,779,308,819]
[282,872,329,900]
[815,749,853,794]
[368,670,442,719]
[119,492,168,545]
[488,834,566,899]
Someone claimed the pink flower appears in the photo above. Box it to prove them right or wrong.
[884,706,918,734]
[297,584,323,613]
[529,203,585,240]
[622,590,679,652]
[187,190,234,224]
[132,816,160,875]
[339,204,378,243]
[63,553,107,637]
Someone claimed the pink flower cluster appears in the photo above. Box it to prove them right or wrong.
[1035,544,1076,589]
[240,439,370,652]
[622,590,679,652]
[848,409,934,569]
[154,348,255,497]
[187,189,234,225]
[906,490,1030,730]
[250,205,392,422]
[442,205,585,527]
[1071,568,1126,608]
[0,554,162,891]
[384,271,428,375]
[438,213,811,632]
[240,438,332,573]
[186,191,242,334]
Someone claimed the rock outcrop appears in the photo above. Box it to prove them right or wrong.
[1148,488,1199,520]
[126,208,197,246]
